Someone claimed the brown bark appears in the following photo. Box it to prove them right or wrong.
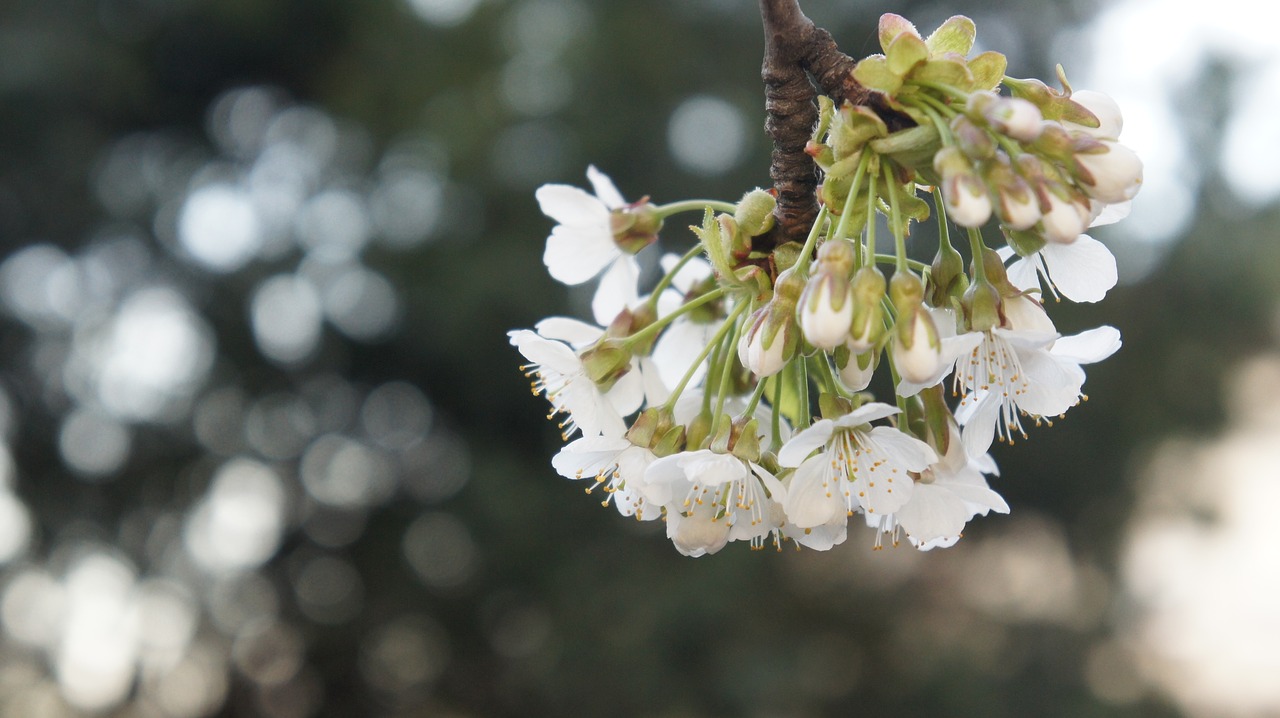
[756,0,910,253]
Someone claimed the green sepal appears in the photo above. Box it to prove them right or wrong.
[652,425,687,458]
[709,414,735,454]
[925,15,977,57]
[1004,226,1047,258]
[968,51,1007,91]
[878,13,921,54]
[730,418,761,464]
[910,57,975,90]
[869,124,940,158]
[818,393,853,420]
[686,409,713,451]
[853,55,904,96]
[887,32,929,77]
[920,384,954,457]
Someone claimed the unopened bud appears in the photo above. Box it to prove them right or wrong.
[985,97,1043,143]
[1073,140,1143,204]
[735,189,777,237]
[610,204,663,254]
[798,241,856,350]
[951,114,995,161]
[985,157,1041,231]
[1039,185,1091,243]
[892,305,942,384]
[1064,90,1123,139]
[935,147,992,228]
[848,266,888,352]
[929,241,968,306]
[836,347,878,392]
[580,340,634,392]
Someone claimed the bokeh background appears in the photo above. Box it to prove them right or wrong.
[1,0,1278,715]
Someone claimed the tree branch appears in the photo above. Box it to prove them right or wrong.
[756,0,912,253]
[759,0,819,251]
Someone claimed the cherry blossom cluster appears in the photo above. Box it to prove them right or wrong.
[511,13,1139,557]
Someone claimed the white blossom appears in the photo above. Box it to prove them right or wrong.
[778,403,937,539]
[509,326,643,440]
[643,449,787,557]
[552,436,661,520]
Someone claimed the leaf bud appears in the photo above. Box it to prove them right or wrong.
[735,188,777,237]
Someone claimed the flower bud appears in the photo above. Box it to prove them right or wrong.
[963,279,1003,332]
[609,204,663,254]
[1038,185,1091,243]
[935,147,992,228]
[929,241,968,307]
[1073,140,1143,204]
[737,272,803,377]
[836,347,878,392]
[1064,90,1123,139]
[984,156,1041,231]
[848,266,887,352]
[950,114,995,161]
[892,305,942,384]
[735,188,777,237]
[984,97,1043,143]
[798,240,856,350]
[580,339,634,392]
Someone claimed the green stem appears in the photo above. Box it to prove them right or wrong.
[624,287,726,348]
[873,255,929,272]
[795,205,831,278]
[809,354,838,397]
[832,151,873,248]
[932,187,953,253]
[654,199,738,217]
[864,160,880,268]
[662,301,748,411]
[967,227,988,284]
[647,244,704,307]
[885,166,908,274]
[770,377,783,452]
[741,374,769,420]
[796,357,811,429]
[909,79,969,101]
[708,319,741,439]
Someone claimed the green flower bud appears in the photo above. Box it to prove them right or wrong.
[734,188,778,237]
[848,266,888,352]
[579,339,634,392]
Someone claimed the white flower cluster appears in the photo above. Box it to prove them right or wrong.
[510,13,1137,557]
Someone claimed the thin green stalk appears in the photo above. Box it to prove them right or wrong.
[967,227,988,284]
[740,373,769,420]
[864,161,880,268]
[662,301,748,411]
[770,377,783,452]
[909,79,969,101]
[809,354,838,397]
[796,357,811,429]
[885,166,908,274]
[624,287,725,348]
[873,254,929,272]
[932,187,953,253]
[831,151,873,247]
[646,244,704,307]
[653,199,738,217]
[708,319,742,438]
[795,205,831,277]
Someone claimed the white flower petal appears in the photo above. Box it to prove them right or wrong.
[543,226,620,285]
[1052,326,1122,364]
[1090,199,1131,227]
[534,317,603,348]
[1039,234,1117,303]
[866,427,937,471]
[652,320,712,390]
[604,364,645,420]
[508,330,580,375]
[551,436,632,479]
[586,165,626,209]
[836,402,900,428]
[1006,256,1041,294]
[896,483,970,543]
[959,394,1000,457]
[782,456,846,528]
[777,419,837,467]
[535,184,609,225]
[592,256,641,325]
